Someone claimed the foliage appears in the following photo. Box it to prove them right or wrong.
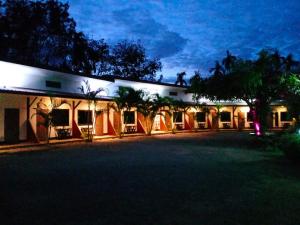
[175,71,187,86]
[0,1,161,81]
[78,80,104,142]
[190,49,299,135]
[31,97,69,143]
[167,99,191,133]
[209,61,225,77]
[110,86,144,137]
[111,40,162,81]
[281,73,300,124]
[137,93,171,135]
[222,50,237,73]
[278,133,300,163]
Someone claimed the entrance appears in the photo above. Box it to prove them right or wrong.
[4,108,20,143]
[238,112,245,130]
[274,112,279,128]
[153,115,160,131]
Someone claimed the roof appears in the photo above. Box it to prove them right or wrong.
[0,86,113,101]
[0,60,187,88]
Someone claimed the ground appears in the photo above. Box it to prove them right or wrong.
[1,132,300,225]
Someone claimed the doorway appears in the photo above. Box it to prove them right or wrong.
[4,108,20,144]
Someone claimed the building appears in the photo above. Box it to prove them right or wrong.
[0,61,292,143]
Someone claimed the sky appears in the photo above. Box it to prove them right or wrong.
[64,0,300,82]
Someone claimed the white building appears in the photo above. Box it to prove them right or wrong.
[0,61,292,143]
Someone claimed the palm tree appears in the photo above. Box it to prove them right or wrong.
[168,99,191,133]
[110,86,143,138]
[284,54,296,73]
[209,61,225,77]
[222,50,237,73]
[31,97,69,144]
[79,80,104,142]
[137,93,171,135]
[175,71,187,86]
[189,70,206,103]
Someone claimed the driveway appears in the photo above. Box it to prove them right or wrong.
[1,132,300,225]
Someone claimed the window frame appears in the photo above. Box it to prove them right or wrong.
[77,110,93,126]
[51,109,69,126]
[123,111,136,125]
[220,111,231,122]
[173,111,183,123]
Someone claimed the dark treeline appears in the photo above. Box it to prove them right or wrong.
[189,49,300,135]
[0,0,162,81]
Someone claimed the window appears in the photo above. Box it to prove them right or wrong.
[169,91,178,96]
[280,112,291,121]
[78,110,93,125]
[123,111,135,124]
[247,112,253,122]
[220,112,231,122]
[173,112,183,123]
[196,112,206,122]
[52,109,69,126]
[46,80,61,88]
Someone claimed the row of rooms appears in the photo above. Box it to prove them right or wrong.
[0,93,293,143]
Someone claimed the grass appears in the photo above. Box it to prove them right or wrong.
[1,132,300,225]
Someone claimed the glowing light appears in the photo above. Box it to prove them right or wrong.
[254,122,261,136]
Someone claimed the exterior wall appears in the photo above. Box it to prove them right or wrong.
[272,106,292,128]
[0,61,112,98]
[0,93,27,142]
[28,96,110,139]
[0,61,297,143]
[29,96,73,139]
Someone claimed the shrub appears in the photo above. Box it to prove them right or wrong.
[278,133,300,163]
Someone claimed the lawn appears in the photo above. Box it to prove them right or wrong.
[1,132,300,225]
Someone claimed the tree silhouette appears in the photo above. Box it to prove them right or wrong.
[111,40,162,81]
[209,61,225,76]
[175,71,187,86]
[222,50,237,73]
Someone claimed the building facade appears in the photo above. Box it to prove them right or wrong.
[0,61,292,143]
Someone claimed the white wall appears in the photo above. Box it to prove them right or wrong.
[0,93,27,141]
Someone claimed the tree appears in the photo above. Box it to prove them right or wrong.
[0,0,111,75]
[111,40,162,81]
[137,93,171,135]
[110,86,143,138]
[0,0,77,70]
[222,50,237,74]
[253,49,286,133]
[79,80,104,142]
[189,70,206,103]
[281,73,300,130]
[209,61,225,77]
[168,99,191,133]
[31,97,69,144]
[175,71,187,86]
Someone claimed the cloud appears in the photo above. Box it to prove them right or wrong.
[65,0,300,81]
[111,8,188,59]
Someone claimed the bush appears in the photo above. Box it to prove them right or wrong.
[278,133,300,163]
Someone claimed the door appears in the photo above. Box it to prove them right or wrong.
[4,108,20,144]
[274,112,279,128]
[153,115,160,131]
[238,112,245,130]
[211,110,218,129]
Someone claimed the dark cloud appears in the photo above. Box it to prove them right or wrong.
[111,8,188,59]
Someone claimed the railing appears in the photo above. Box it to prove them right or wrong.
[125,125,137,133]
[55,128,72,139]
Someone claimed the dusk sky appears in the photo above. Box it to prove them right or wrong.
[65,0,300,82]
